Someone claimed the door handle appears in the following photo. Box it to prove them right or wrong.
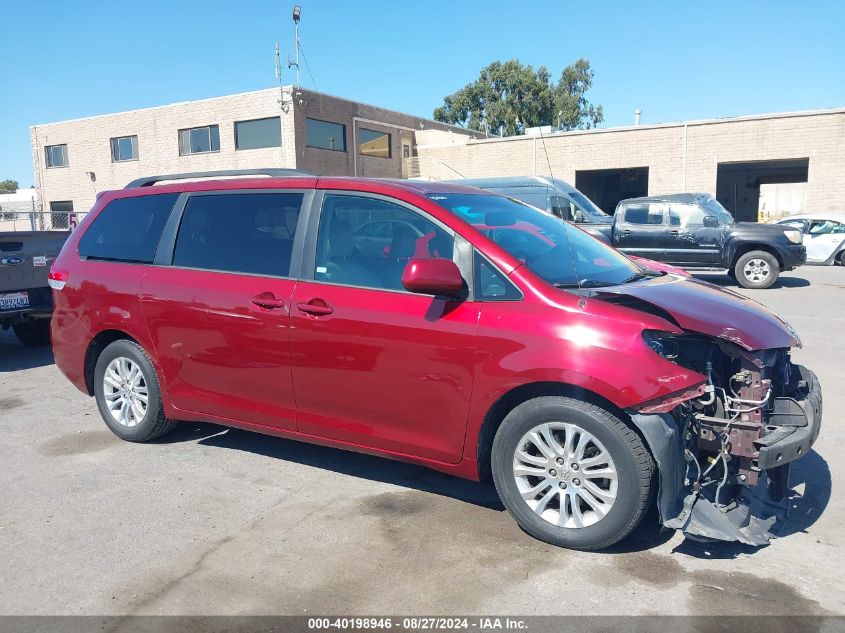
[622,229,631,235]
[296,300,333,316]
[670,230,680,235]
[251,293,287,310]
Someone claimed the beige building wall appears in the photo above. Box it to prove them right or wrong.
[30,87,474,214]
[415,108,845,214]
[31,88,298,214]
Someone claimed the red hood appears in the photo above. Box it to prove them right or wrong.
[598,274,801,351]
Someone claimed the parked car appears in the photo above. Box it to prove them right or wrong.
[50,170,821,550]
[590,193,806,289]
[1,230,69,346]
[441,176,612,227]
[774,213,845,265]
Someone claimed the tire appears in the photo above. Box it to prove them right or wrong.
[93,339,176,442]
[734,250,779,289]
[491,396,655,551]
[837,251,845,266]
[12,319,51,347]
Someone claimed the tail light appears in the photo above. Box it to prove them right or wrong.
[48,269,69,290]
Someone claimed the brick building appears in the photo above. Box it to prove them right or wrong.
[412,108,845,222]
[30,87,474,216]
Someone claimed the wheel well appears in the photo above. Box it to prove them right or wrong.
[475,381,633,482]
[731,244,783,269]
[83,330,138,395]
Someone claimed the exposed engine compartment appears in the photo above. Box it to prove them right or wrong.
[632,332,822,545]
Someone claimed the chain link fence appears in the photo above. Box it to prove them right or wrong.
[0,207,87,232]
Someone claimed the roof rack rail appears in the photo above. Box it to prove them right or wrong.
[124,168,317,189]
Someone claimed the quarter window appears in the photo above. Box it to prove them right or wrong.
[305,118,346,152]
[235,117,282,150]
[358,128,391,158]
[78,193,179,263]
[45,144,68,168]
[173,193,303,277]
[315,195,453,291]
[474,251,521,301]
[178,125,220,155]
[110,135,139,162]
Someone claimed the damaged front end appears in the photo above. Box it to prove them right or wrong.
[630,332,822,546]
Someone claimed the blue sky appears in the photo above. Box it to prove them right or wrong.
[2,0,843,186]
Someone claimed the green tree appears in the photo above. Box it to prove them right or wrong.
[434,58,603,135]
[0,179,19,193]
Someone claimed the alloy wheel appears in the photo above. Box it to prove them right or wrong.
[743,258,770,283]
[512,422,618,528]
[102,357,149,427]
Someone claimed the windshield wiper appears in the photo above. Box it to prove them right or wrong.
[623,270,665,283]
[553,280,615,289]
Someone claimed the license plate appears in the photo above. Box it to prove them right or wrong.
[0,292,30,311]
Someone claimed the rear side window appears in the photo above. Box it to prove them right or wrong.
[623,204,664,225]
[173,193,304,277]
[78,193,179,263]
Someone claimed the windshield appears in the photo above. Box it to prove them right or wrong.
[703,197,734,224]
[428,193,641,288]
[567,189,609,218]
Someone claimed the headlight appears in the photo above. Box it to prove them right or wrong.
[784,230,802,244]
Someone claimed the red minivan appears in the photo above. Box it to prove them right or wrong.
[50,170,822,550]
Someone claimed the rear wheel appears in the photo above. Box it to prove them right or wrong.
[491,396,654,551]
[734,250,779,289]
[837,250,845,266]
[93,339,176,442]
[12,319,51,347]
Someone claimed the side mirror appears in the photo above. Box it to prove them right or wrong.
[703,215,719,228]
[402,258,465,297]
[573,209,585,223]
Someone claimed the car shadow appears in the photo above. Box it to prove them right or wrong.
[157,422,506,511]
[692,273,811,289]
[671,449,830,559]
[158,421,678,552]
[0,331,55,372]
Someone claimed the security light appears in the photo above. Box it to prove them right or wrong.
[292,5,301,23]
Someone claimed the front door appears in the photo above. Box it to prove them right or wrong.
[665,203,723,265]
[805,219,845,263]
[289,193,478,463]
[141,191,306,430]
[615,202,669,259]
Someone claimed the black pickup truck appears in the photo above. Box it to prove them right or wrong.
[589,193,806,289]
[1,231,69,346]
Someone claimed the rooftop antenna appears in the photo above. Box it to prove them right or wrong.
[634,108,642,125]
[288,5,301,89]
[274,42,289,112]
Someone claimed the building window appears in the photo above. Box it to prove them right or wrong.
[305,118,346,152]
[49,201,74,230]
[358,128,391,158]
[235,117,282,150]
[178,125,220,155]
[110,135,139,162]
[45,144,68,168]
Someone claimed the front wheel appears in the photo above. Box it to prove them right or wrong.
[491,397,655,551]
[734,250,780,289]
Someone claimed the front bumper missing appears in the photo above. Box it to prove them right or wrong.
[630,366,822,546]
